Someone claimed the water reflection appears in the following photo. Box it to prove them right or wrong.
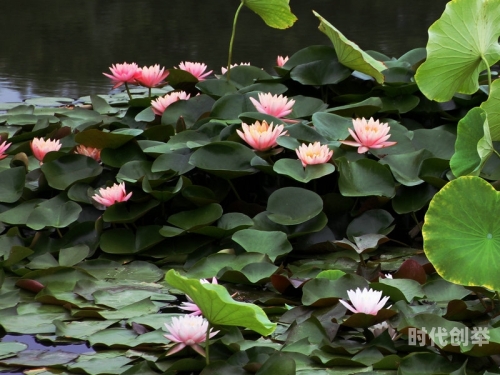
[0,0,448,102]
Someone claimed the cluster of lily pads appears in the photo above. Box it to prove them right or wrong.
[1,0,500,374]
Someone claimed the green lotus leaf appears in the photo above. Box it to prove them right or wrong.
[26,194,82,230]
[267,187,323,225]
[161,94,214,128]
[59,245,89,267]
[392,183,439,214]
[101,141,148,168]
[314,11,386,84]
[243,0,297,29]
[290,59,351,86]
[415,0,500,102]
[0,349,79,367]
[327,97,383,118]
[102,200,160,223]
[0,342,27,358]
[232,229,292,261]
[450,107,493,177]
[0,166,25,203]
[379,149,433,186]
[412,125,457,160]
[74,128,142,149]
[41,154,102,190]
[116,160,163,183]
[165,270,276,335]
[312,112,354,142]
[273,158,335,183]
[151,148,195,175]
[189,141,257,178]
[167,203,223,230]
[480,78,500,141]
[287,95,328,118]
[223,66,274,88]
[90,94,118,115]
[337,157,396,198]
[423,176,500,291]
[196,79,238,98]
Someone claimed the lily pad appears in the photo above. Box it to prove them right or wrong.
[423,176,500,291]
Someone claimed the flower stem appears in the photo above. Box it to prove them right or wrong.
[227,1,245,81]
[205,322,211,365]
[227,179,242,201]
[148,87,152,101]
[125,82,133,100]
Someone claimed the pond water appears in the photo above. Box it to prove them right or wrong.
[0,0,449,102]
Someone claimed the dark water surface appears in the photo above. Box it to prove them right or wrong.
[0,0,449,102]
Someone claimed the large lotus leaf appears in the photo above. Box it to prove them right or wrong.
[415,0,500,102]
[167,203,223,230]
[166,130,210,150]
[314,11,386,84]
[398,353,465,375]
[423,176,500,291]
[238,82,288,95]
[267,187,323,225]
[0,310,71,334]
[161,94,214,128]
[189,141,257,178]
[100,226,164,254]
[102,200,160,223]
[371,278,425,303]
[273,159,335,183]
[0,342,27,359]
[68,354,133,375]
[481,78,500,141]
[41,154,102,190]
[0,166,25,203]
[26,194,82,230]
[450,107,492,177]
[165,270,276,335]
[243,0,297,29]
[59,245,89,267]
[232,229,292,261]
[290,59,351,86]
[337,158,396,198]
[74,128,142,149]
[54,319,119,340]
[346,209,394,239]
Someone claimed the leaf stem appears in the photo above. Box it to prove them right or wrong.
[227,1,245,81]
[227,179,242,201]
[481,54,492,95]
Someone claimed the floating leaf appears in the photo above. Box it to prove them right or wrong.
[267,187,323,225]
[273,159,335,183]
[232,229,292,261]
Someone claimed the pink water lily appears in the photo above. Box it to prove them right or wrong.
[340,117,397,154]
[276,55,289,67]
[179,277,218,316]
[30,137,62,164]
[151,91,191,116]
[236,120,287,152]
[0,140,11,160]
[75,145,101,162]
[339,287,390,315]
[178,61,213,81]
[221,62,251,74]
[295,142,333,167]
[250,93,295,119]
[164,315,219,357]
[92,182,132,208]
[136,64,169,88]
[103,62,141,89]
